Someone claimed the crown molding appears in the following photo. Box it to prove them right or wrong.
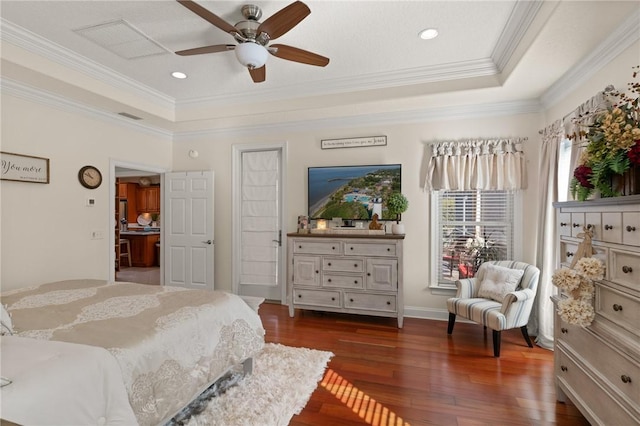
[176,58,499,110]
[540,9,640,109]
[1,77,173,141]
[0,18,176,112]
[173,99,542,141]
[491,0,544,72]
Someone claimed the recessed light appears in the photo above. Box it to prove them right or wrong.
[171,71,187,79]
[419,28,439,40]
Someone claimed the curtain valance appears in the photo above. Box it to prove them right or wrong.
[424,138,528,191]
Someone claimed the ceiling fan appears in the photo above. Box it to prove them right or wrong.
[175,0,330,83]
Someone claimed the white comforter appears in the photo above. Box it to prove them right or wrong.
[1,280,265,425]
[1,335,137,425]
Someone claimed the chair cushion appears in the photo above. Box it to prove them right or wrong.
[477,263,524,302]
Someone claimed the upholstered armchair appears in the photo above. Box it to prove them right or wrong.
[446,260,540,357]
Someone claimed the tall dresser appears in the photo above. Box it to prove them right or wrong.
[553,195,640,425]
[287,233,404,327]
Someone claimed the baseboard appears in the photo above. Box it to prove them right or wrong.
[404,306,474,323]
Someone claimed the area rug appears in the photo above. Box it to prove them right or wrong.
[185,343,333,426]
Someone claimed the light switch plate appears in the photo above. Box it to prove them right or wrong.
[91,230,104,240]
[86,198,96,207]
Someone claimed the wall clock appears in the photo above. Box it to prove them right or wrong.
[78,165,102,189]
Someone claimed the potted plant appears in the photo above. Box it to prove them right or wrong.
[387,192,408,234]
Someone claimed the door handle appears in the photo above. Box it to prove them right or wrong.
[272,230,282,247]
[202,240,213,245]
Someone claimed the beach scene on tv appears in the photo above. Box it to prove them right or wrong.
[308,164,401,220]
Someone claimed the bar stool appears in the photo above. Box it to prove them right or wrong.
[119,239,132,267]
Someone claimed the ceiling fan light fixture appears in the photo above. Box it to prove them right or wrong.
[235,42,268,69]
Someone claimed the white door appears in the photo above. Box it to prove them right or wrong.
[232,144,286,301]
[163,171,214,290]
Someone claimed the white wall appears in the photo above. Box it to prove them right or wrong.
[172,112,542,315]
[0,94,172,291]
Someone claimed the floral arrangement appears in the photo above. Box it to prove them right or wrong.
[551,257,604,326]
[570,66,640,201]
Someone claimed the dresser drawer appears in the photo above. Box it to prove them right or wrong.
[344,292,396,312]
[293,288,341,308]
[558,212,572,237]
[623,212,640,246]
[293,240,342,255]
[344,242,396,257]
[609,249,640,290]
[557,322,640,405]
[601,212,623,244]
[596,285,640,338]
[323,274,364,289]
[560,240,607,272]
[323,257,364,273]
[556,346,639,426]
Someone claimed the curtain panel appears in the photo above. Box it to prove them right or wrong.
[424,138,528,191]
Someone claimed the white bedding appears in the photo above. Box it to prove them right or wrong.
[1,335,137,425]
[0,280,265,425]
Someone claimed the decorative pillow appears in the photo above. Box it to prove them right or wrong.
[1,304,13,336]
[478,264,525,302]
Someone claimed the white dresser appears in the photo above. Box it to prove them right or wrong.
[553,196,640,425]
[287,233,404,327]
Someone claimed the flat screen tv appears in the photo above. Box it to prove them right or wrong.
[308,164,401,220]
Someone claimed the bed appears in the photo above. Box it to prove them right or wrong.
[0,279,265,425]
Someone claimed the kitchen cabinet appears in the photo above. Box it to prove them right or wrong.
[121,232,160,267]
[137,186,160,213]
[120,183,138,224]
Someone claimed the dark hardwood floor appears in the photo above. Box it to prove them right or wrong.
[259,303,590,426]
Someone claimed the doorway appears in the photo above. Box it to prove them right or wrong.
[109,160,168,284]
[232,143,287,302]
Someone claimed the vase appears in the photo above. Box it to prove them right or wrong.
[391,223,405,235]
[610,165,640,196]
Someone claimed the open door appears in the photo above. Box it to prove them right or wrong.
[163,171,214,290]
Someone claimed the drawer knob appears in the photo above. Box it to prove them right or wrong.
[332,246,336,250]
[560,222,567,227]
[386,301,391,305]
[560,365,568,372]
[622,265,633,274]
[387,248,391,251]
[331,297,335,301]
[604,224,613,230]
[350,247,354,250]
[298,294,302,298]
[354,264,358,268]
[621,375,632,384]
[315,270,319,274]
[566,251,574,257]
[561,328,568,334]
[572,223,580,228]
[350,298,354,302]
[367,272,371,276]
[613,304,623,312]
[626,225,637,232]
[354,280,358,284]
[327,262,332,266]
[586,224,593,229]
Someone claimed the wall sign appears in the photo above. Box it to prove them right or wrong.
[1,151,50,184]
[321,135,387,149]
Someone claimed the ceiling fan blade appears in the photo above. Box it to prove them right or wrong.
[257,1,310,41]
[270,44,329,67]
[177,0,238,36]
[175,44,234,56]
[249,66,266,83]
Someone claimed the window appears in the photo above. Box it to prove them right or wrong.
[557,138,573,202]
[431,190,517,289]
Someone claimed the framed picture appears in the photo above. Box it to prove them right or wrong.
[1,151,50,184]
